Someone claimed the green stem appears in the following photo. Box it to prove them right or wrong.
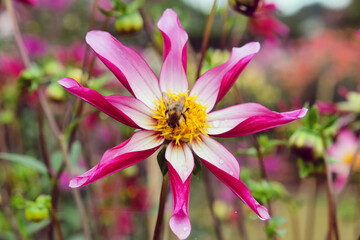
[196,0,218,79]
[153,173,169,240]
[220,6,229,50]
[321,134,339,240]
[38,91,92,240]
[235,199,248,240]
[4,0,31,68]
[251,135,275,240]
[305,177,319,240]
[203,169,224,240]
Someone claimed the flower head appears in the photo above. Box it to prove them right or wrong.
[58,9,306,239]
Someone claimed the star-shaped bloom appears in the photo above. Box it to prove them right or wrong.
[58,9,307,239]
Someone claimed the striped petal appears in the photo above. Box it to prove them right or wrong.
[69,130,164,188]
[165,141,194,183]
[207,103,307,137]
[86,30,161,109]
[58,78,152,129]
[190,43,260,113]
[157,9,189,93]
[192,135,270,220]
[168,164,192,240]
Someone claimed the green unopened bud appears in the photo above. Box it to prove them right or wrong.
[115,11,143,34]
[289,128,324,161]
[35,195,52,209]
[25,203,49,222]
[46,82,66,101]
[228,0,260,16]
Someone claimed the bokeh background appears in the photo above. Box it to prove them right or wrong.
[0,0,359,239]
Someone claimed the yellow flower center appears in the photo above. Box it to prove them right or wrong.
[152,90,210,145]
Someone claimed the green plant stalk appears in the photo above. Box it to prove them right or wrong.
[196,0,218,79]
[305,177,319,240]
[4,0,31,68]
[250,134,275,240]
[235,197,248,240]
[220,6,229,50]
[321,135,339,240]
[153,173,169,240]
[203,169,225,240]
[38,91,92,240]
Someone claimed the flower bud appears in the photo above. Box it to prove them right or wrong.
[289,128,324,161]
[25,203,49,222]
[228,0,260,16]
[46,82,66,101]
[115,11,144,34]
[35,195,52,209]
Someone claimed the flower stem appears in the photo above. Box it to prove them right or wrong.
[38,91,92,240]
[220,6,229,50]
[250,135,275,239]
[153,173,169,240]
[196,0,218,79]
[235,200,248,240]
[203,169,225,240]
[321,135,339,240]
[4,0,31,68]
[305,177,319,240]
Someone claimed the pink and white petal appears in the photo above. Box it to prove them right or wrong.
[168,164,191,240]
[190,43,260,112]
[86,31,161,109]
[165,141,194,183]
[191,135,240,179]
[69,130,164,188]
[207,103,307,137]
[157,9,189,93]
[192,136,270,220]
[106,95,156,130]
[58,78,140,128]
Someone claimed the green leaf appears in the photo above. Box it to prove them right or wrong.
[0,153,47,174]
[265,216,287,238]
[303,105,318,130]
[157,146,168,176]
[297,159,313,178]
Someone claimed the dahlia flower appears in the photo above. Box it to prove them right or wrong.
[58,9,306,239]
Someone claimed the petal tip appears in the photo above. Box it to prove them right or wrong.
[169,213,191,240]
[256,205,271,220]
[298,108,308,118]
[57,78,78,88]
[69,177,88,188]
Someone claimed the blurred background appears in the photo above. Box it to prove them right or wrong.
[0,0,359,239]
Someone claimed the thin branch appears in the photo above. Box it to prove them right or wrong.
[196,0,218,79]
[321,135,340,240]
[38,90,92,240]
[153,173,169,240]
[203,169,225,240]
[4,0,31,68]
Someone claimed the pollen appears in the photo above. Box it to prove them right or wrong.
[152,90,210,145]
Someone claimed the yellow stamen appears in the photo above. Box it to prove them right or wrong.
[152,90,210,145]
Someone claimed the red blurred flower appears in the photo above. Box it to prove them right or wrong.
[249,3,289,43]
